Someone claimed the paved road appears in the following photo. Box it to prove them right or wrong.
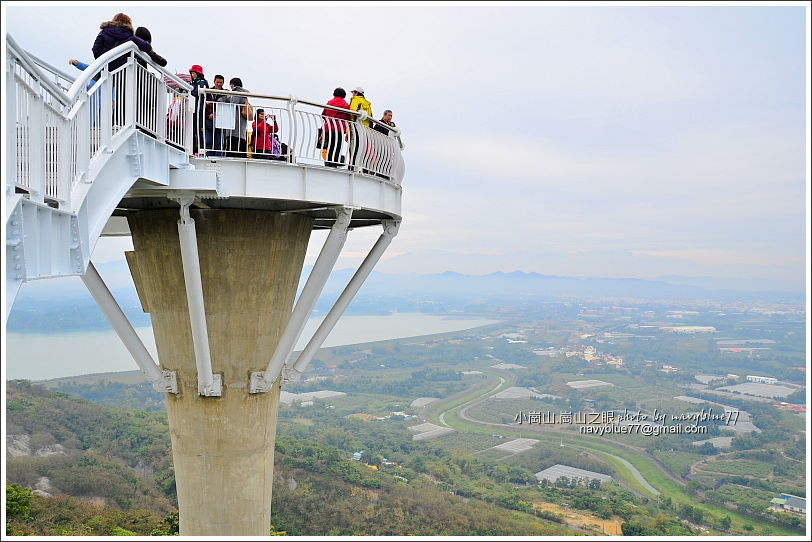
[440,369,663,498]
[596,449,660,496]
[438,374,505,427]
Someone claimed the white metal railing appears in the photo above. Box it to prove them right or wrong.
[28,52,77,94]
[199,89,405,185]
[7,35,193,209]
[8,32,405,214]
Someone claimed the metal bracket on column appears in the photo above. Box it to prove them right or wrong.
[81,261,178,394]
[153,370,180,394]
[172,195,221,397]
[250,207,353,394]
[289,220,400,380]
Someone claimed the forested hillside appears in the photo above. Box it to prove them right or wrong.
[5,381,573,536]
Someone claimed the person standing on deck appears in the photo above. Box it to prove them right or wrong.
[322,87,351,168]
[188,65,208,154]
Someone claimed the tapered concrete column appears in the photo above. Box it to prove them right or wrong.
[126,209,312,535]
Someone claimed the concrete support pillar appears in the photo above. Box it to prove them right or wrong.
[126,209,312,536]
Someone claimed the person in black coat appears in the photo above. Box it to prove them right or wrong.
[91,13,152,72]
[134,27,167,67]
[188,65,209,154]
[131,27,167,136]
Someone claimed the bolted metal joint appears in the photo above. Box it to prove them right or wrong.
[334,206,352,229]
[249,371,275,394]
[152,370,179,394]
[199,373,223,397]
[170,195,196,225]
[282,366,303,384]
[381,220,401,237]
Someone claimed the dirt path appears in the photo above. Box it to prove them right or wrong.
[533,501,624,535]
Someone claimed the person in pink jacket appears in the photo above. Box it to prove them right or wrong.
[322,87,350,167]
[251,109,280,159]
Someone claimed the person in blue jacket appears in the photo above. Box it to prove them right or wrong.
[68,59,95,91]
[68,58,105,124]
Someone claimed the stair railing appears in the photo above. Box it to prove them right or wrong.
[6,34,192,214]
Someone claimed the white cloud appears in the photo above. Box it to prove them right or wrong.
[3,3,806,288]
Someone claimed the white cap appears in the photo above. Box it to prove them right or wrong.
[353,86,364,94]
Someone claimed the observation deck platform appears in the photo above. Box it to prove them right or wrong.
[6,34,404,306]
[104,150,402,236]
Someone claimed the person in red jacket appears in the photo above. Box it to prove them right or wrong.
[251,109,280,160]
[322,87,350,167]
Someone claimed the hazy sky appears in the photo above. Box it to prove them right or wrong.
[3,2,809,290]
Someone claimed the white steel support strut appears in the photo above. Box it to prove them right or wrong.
[289,220,400,380]
[81,262,178,393]
[175,197,222,396]
[250,207,353,393]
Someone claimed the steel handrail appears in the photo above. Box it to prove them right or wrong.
[130,47,192,91]
[198,90,404,180]
[64,41,137,102]
[202,88,402,137]
[28,52,76,87]
[6,34,71,107]
[66,41,192,103]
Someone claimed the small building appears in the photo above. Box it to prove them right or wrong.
[770,494,806,516]
[746,375,777,384]
[659,326,716,333]
[534,464,613,485]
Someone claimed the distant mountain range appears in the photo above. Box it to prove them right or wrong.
[7,260,803,333]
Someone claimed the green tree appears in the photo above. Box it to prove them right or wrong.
[150,512,179,535]
[685,480,702,495]
[621,520,651,536]
[6,484,32,519]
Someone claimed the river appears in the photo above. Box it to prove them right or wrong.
[4,313,500,381]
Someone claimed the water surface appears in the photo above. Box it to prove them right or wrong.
[5,313,499,381]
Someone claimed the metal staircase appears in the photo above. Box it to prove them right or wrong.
[5,35,193,314]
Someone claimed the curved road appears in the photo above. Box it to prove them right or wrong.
[432,369,662,497]
[439,374,505,427]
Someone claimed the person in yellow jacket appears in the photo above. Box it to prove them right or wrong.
[348,86,372,170]
[349,86,373,127]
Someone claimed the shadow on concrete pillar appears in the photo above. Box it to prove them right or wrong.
[126,209,312,535]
